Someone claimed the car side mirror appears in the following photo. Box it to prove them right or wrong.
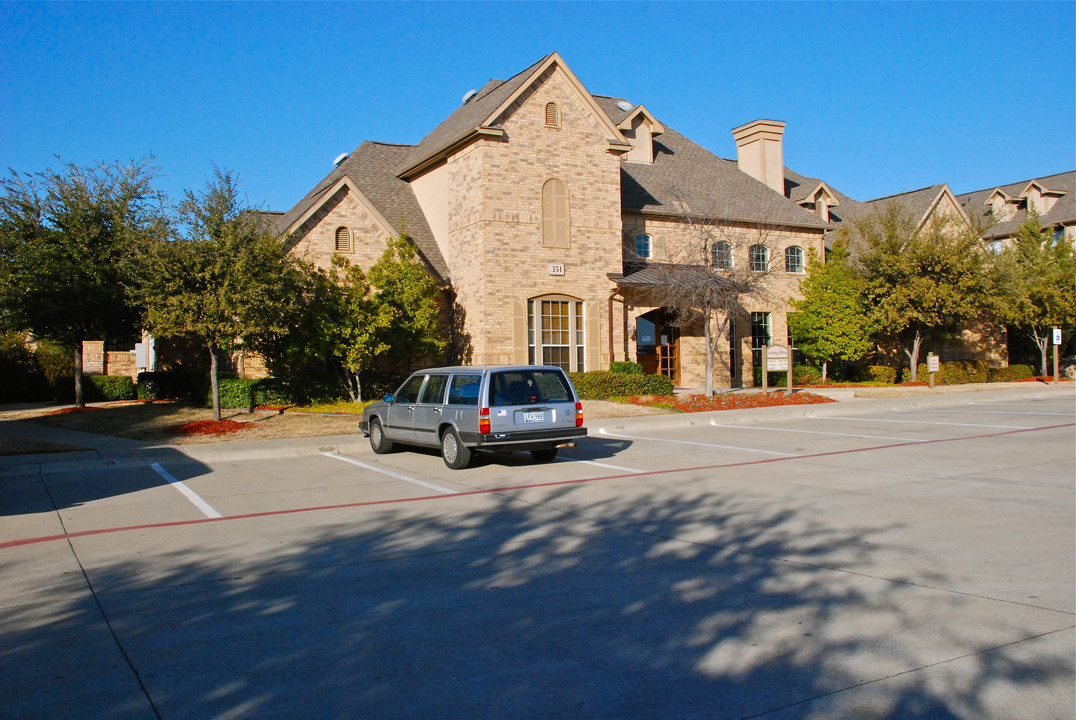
[384,394,394,403]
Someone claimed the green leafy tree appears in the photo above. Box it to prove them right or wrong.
[787,237,872,383]
[0,158,166,406]
[853,204,990,381]
[993,214,1076,375]
[320,255,390,402]
[140,168,301,420]
[367,232,445,371]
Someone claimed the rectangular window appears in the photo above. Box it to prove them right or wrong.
[751,312,771,368]
[635,233,652,259]
[528,298,585,371]
[447,375,481,406]
[418,374,447,404]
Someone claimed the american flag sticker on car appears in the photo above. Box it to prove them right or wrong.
[497,409,507,416]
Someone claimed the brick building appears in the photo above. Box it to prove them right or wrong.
[263,52,1074,388]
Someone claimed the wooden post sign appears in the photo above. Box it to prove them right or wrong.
[767,345,792,390]
[927,353,940,389]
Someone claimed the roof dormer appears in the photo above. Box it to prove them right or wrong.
[984,189,1016,221]
[1018,180,1064,215]
[616,104,665,164]
[794,181,840,222]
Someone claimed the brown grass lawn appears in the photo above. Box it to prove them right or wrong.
[2,401,362,447]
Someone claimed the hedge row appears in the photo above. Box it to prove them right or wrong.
[208,376,349,409]
[568,370,674,399]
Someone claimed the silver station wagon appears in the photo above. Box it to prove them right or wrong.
[359,365,587,469]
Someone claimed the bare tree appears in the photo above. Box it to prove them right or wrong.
[621,194,780,395]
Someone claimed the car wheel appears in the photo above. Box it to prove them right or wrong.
[531,448,558,463]
[369,418,394,454]
[441,427,472,469]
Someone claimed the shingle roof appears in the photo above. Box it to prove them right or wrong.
[955,170,1075,238]
[837,184,951,227]
[591,96,828,230]
[277,141,448,282]
[398,55,552,178]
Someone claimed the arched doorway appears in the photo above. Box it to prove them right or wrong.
[636,308,680,385]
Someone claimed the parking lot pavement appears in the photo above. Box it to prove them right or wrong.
[1,385,1073,719]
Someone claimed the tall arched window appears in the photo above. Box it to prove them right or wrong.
[542,178,570,248]
[545,102,560,128]
[749,244,769,272]
[712,241,733,269]
[785,246,804,273]
[335,226,352,253]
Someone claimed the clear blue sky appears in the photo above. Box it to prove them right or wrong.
[3,1,1074,213]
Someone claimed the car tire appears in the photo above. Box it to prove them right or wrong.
[441,427,472,469]
[531,448,558,463]
[369,418,394,454]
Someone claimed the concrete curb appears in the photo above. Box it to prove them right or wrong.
[591,383,1075,434]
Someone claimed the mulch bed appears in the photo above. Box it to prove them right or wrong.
[167,420,249,437]
[630,391,836,413]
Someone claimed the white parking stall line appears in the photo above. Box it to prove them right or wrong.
[708,419,926,443]
[151,463,223,519]
[909,409,1074,417]
[596,428,795,456]
[811,415,1027,430]
[322,452,459,495]
[970,402,1076,407]
[558,457,646,473]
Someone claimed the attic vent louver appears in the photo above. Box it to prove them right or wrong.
[333,152,349,167]
[461,89,478,104]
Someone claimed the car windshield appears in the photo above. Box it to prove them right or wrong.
[490,370,572,406]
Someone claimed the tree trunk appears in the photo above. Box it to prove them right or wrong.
[703,313,714,395]
[73,343,85,408]
[903,330,923,382]
[1031,328,1050,377]
[209,345,221,422]
[822,361,828,385]
[355,371,364,404]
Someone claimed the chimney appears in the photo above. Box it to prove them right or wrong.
[732,119,786,195]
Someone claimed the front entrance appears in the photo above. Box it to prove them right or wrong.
[636,309,680,385]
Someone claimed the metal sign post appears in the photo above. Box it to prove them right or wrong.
[1053,328,1062,385]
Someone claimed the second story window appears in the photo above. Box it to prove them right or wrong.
[635,233,652,259]
[335,226,352,253]
[712,241,733,270]
[749,244,769,272]
[785,246,804,273]
[542,178,570,248]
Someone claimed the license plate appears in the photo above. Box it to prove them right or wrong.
[522,411,545,424]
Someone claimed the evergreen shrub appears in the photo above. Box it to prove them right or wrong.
[568,371,674,399]
[987,365,1034,382]
[608,361,645,375]
[916,360,989,385]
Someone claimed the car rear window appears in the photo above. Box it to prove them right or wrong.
[447,375,481,406]
[490,370,572,406]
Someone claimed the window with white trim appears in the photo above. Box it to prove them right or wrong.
[749,244,769,272]
[712,241,733,269]
[785,246,804,273]
[528,296,585,371]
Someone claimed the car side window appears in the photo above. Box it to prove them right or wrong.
[419,375,448,404]
[447,375,481,406]
[395,375,425,404]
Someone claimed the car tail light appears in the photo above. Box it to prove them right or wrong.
[480,407,490,434]
[575,401,583,427]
